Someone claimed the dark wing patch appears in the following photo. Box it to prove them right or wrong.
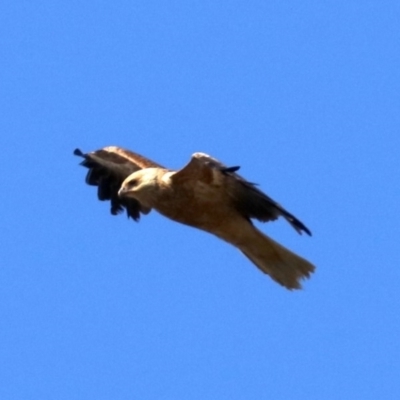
[174,152,311,236]
[74,146,158,221]
[230,179,312,236]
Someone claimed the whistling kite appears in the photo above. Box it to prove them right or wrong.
[74,147,315,289]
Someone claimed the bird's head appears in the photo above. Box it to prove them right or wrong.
[118,168,160,207]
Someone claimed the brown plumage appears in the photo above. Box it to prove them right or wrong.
[74,146,315,289]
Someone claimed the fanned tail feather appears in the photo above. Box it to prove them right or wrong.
[239,227,315,290]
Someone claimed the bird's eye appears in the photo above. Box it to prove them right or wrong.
[128,179,137,187]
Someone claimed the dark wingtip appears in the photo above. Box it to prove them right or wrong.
[296,222,312,236]
[221,165,241,174]
[287,215,312,236]
[74,148,84,157]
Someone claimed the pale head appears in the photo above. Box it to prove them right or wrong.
[118,168,160,207]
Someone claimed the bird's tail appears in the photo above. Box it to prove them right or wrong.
[237,227,315,290]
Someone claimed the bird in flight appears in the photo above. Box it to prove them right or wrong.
[74,146,315,289]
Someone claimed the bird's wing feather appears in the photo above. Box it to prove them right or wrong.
[172,152,311,235]
[74,146,163,220]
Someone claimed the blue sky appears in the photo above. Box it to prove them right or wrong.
[1,1,399,399]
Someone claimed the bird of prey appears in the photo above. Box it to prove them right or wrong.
[74,146,315,289]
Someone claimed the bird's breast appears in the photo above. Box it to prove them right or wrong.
[153,182,235,232]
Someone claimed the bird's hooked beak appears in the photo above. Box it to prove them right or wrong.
[118,185,128,197]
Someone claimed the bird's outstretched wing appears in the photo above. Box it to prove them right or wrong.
[172,152,311,235]
[74,146,163,220]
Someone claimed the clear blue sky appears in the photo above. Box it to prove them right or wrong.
[1,1,399,399]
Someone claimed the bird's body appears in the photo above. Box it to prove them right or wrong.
[75,147,315,289]
[123,168,240,234]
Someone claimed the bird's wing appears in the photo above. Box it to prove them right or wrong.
[172,152,311,235]
[74,146,163,220]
